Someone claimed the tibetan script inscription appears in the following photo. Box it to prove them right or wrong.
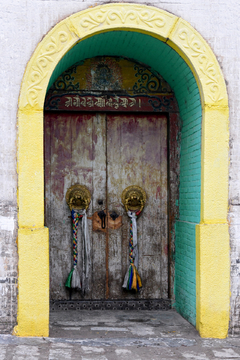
[64,96,139,109]
[44,93,176,112]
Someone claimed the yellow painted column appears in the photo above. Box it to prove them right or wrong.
[18,111,45,228]
[196,106,230,338]
[196,224,229,338]
[15,227,49,337]
[200,107,229,224]
[16,16,78,337]
[15,110,49,337]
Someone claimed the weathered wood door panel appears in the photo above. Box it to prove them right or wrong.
[45,112,107,300]
[45,112,168,300]
[107,114,168,299]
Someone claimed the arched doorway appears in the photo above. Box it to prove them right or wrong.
[16,4,229,338]
[44,56,179,303]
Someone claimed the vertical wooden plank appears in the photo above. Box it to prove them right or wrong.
[106,114,124,299]
[140,114,168,299]
[139,114,160,299]
[120,114,144,300]
[159,116,168,298]
[92,113,107,299]
[107,114,144,299]
[71,113,94,299]
[48,113,72,300]
[169,112,180,299]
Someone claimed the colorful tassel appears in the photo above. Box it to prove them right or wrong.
[123,264,142,292]
[122,211,142,292]
[65,268,74,288]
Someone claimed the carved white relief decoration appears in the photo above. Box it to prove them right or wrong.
[178,28,223,103]
[79,8,166,31]
[26,31,69,107]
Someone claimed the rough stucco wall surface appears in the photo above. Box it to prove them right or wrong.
[0,0,239,333]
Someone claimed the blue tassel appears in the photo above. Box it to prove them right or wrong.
[128,265,133,290]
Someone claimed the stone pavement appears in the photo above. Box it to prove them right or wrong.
[0,310,240,359]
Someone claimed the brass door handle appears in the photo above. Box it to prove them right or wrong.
[66,184,91,211]
[121,185,146,213]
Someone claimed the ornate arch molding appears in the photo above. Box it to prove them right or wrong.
[16,3,229,338]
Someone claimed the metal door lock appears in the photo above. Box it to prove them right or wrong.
[98,210,106,229]
[110,211,119,221]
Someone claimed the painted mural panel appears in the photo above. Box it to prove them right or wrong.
[48,57,172,94]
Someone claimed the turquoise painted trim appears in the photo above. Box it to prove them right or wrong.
[47,30,202,325]
[175,221,196,325]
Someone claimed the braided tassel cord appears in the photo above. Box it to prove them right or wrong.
[65,210,83,290]
[122,211,142,292]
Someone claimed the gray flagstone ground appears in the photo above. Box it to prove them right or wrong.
[0,310,239,359]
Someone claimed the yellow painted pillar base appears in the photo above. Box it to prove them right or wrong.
[14,227,49,337]
[196,224,230,338]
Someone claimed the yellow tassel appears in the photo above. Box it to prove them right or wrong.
[132,265,137,291]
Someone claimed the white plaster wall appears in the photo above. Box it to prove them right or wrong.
[0,0,239,332]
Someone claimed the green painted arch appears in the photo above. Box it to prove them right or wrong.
[48,32,201,137]
[46,30,202,325]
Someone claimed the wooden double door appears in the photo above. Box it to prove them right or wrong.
[45,112,168,300]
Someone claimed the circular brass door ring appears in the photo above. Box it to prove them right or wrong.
[66,184,91,211]
[121,185,146,213]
